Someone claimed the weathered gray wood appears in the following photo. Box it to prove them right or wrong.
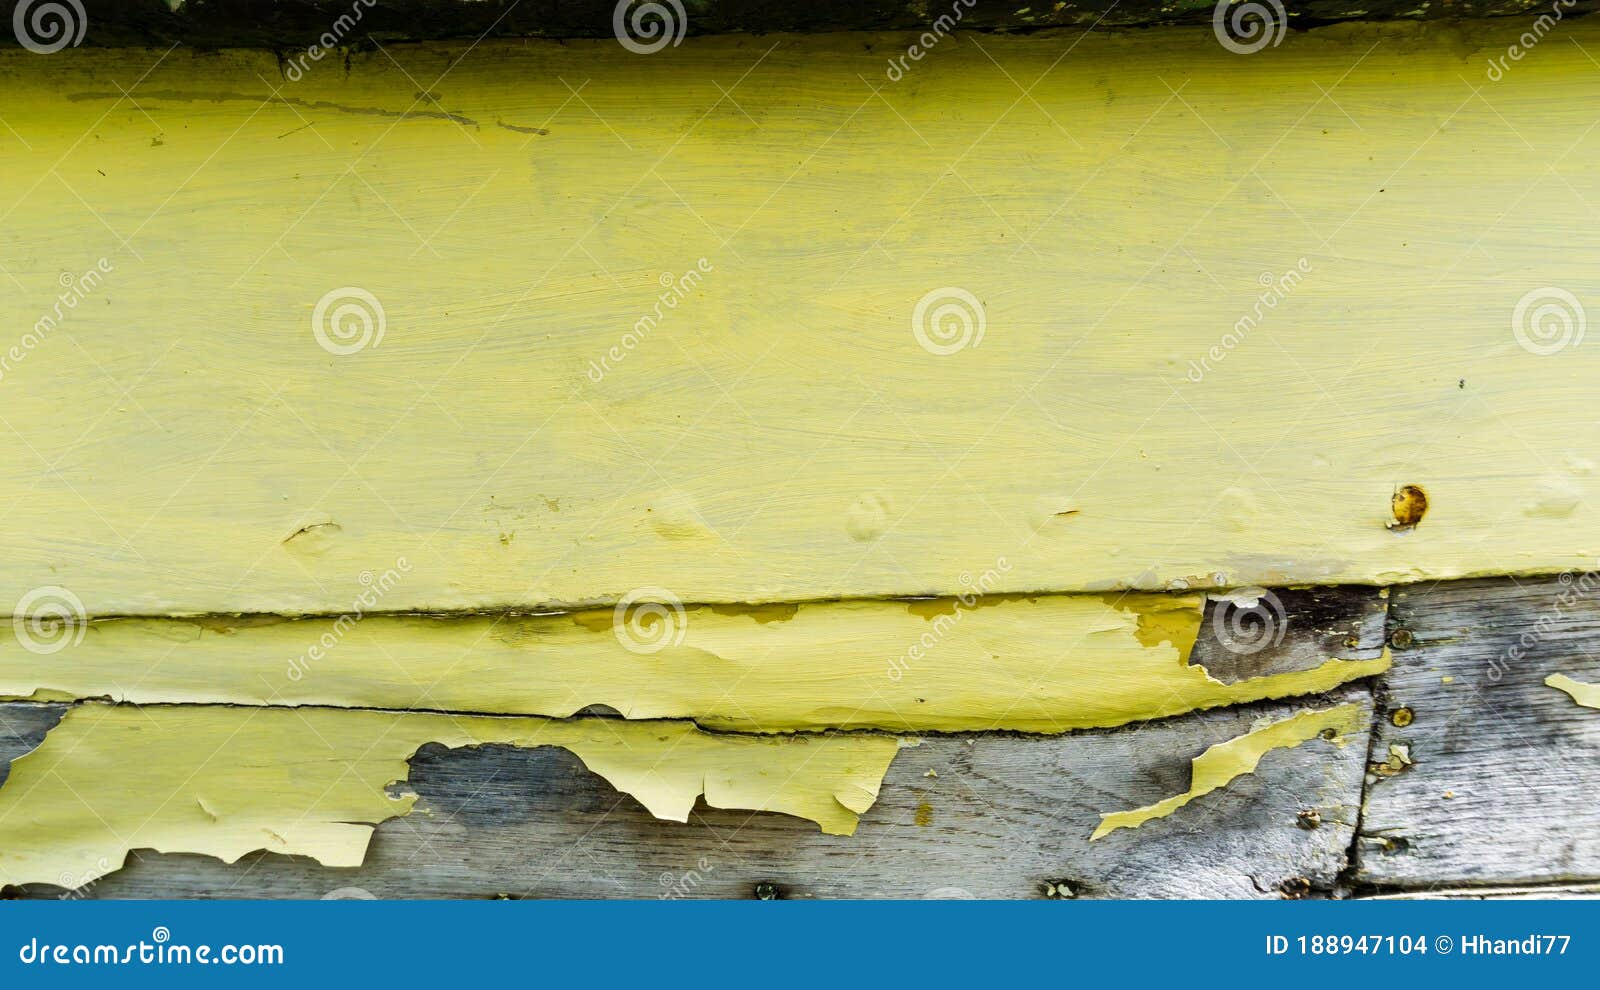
[1357,575,1600,890]
[0,703,65,789]
[1192,586,1387,684]
[3,689,1371,899]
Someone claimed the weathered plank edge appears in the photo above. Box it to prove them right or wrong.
[6,0,1593,50]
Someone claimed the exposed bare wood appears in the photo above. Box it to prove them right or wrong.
[1357,575,1600,889]
[2,688,1371,899]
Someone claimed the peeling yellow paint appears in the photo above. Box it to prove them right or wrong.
[0,704,904,889]
[2,23,1600,615]
[1091,703,1366,840]
[1546,673,1600,710]
[1,594,1388,733]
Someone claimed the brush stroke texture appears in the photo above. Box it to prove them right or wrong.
[1,24,1599,614]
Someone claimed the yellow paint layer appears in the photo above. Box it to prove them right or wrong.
[0,703,903,889]
[1546,673,1600,710]
[1091,702,1366,840]
[0,594,1388,733]
[1,22,1599,614]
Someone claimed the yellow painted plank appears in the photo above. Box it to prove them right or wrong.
[0,703,905,888]
[2,23,1598,614]
[0,592,1387,732]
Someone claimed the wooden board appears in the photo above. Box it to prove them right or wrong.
[5,23,1600,614]
[1,689,1372,899]
[28,0,1593,49]
[0,587,1389,733]
[1357,575,1600,890]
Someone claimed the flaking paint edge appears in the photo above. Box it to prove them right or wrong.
[0,593,1389,733]
[1090,702,1367,840]
[0,704,903,890]
[1546,673,1600,709]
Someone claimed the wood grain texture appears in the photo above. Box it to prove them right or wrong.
[1357,575,1600,889]
[3,23,1600,615]
[1,689,1372,899]
[0,588,1387,732]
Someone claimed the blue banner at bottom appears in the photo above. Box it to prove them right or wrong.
[1,900,1591,985]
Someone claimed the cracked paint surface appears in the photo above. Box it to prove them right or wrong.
[0,704,904,889]
[1,594,1388,733]
[1091,703,1367,840]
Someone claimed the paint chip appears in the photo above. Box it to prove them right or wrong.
[1090,702,1365,840]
